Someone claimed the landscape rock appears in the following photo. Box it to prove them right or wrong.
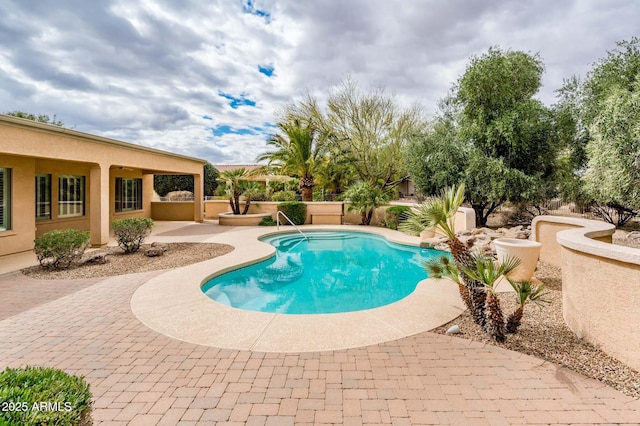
[83,251,110,264]
[145,242,168,257]
[446,325,461,334]
[627,231,640,241]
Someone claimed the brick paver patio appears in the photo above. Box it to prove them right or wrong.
[1,268,640,425]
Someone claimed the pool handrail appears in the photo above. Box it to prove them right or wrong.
[276,211,308,240]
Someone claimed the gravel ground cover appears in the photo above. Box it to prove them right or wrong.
[432,233,640,399]
[20,234,640,399]
[22,242,234,280]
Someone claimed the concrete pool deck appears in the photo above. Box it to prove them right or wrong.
[2,221,640,424]
[131,225,467,352]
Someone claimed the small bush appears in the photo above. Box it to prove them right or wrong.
[112,218,154,253]
[277,201,307,225]
[258,216,277,226]
[385,205,412,230]
[34,229,90,270]
[272,190,298,202]
[0,366,92,426]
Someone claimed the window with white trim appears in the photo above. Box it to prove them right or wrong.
[115,177,143,212]
[58,175,85,218]
[0,168,10,231]
[35,174,51,220]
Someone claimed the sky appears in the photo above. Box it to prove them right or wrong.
[1,1,638,165]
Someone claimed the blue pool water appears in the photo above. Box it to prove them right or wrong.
[201,231,446,314]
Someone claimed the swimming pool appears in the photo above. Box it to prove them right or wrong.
[201,231,446,314]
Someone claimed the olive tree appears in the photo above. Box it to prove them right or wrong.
[455,47,562,225]
[405,96,468,195]
[579,38,640,224]
[407,48,563,226]
[583,82,640,223]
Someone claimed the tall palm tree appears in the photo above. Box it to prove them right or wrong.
[257,118,324,202]
[399,184,487,327]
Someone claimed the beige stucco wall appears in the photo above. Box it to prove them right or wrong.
[151,202,196,221]
[531,215,640,372]
[205,200,344,224]
[0,114,205,256]
[0,155,36,255]
[205,200,231,219]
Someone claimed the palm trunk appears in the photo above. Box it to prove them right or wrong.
[242,197,251,215]
[484,293,506,342]
[506,306,524,333]
[447,237,486,327]
[301,186,313,202]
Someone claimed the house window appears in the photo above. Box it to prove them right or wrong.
[0,168,10,231]
[35,174,51,220]
[115,177,143,212]
[58,175,85,218]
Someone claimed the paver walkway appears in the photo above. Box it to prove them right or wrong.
[2,270,640,425]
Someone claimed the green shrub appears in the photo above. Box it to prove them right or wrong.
[385,205,412,230]
[112,217,154,253]
[272,190,298,201]
[258,216,277,226]
[0,366,92,426]
[34,229,90,270]
[277,201,307,225]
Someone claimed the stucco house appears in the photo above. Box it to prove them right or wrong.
[0,114,205,257]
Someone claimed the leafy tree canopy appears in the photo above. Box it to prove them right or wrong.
[325,76,425,189]
[583,81,640,210]
[407,47,563,225]
[5,110,64,126]
[154,162,219,197]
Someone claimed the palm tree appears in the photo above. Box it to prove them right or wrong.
[257,118,324,202]
[459,253,521,342]
[241,182,263,215]
[423,254,471,309]
[505,279,550,333]
[399,184,487,327]
[343,181,390,225]
[218,168,251,215]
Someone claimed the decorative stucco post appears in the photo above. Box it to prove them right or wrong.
[89,164,110,247]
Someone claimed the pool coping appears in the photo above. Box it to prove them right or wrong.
[130,225,467,352]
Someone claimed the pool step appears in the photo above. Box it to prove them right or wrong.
[270,232,358,251]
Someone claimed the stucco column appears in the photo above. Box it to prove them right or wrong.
[193,172,204,222]
[89,165,110,246]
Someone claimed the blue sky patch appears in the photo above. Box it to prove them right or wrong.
[202,115,213,120]
[258,64,274,77]
[243,0,271,23]
[211,125,256,137]
[218,91,256,109]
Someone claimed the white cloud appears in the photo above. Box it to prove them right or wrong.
[1,0,638,164]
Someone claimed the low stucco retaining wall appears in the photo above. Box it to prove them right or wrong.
[218,212,271,226]
[531,216,640,372]
[204,200,476,231]
[151,201,196,221]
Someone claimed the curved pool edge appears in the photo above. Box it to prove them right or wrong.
[130,225,466,352]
